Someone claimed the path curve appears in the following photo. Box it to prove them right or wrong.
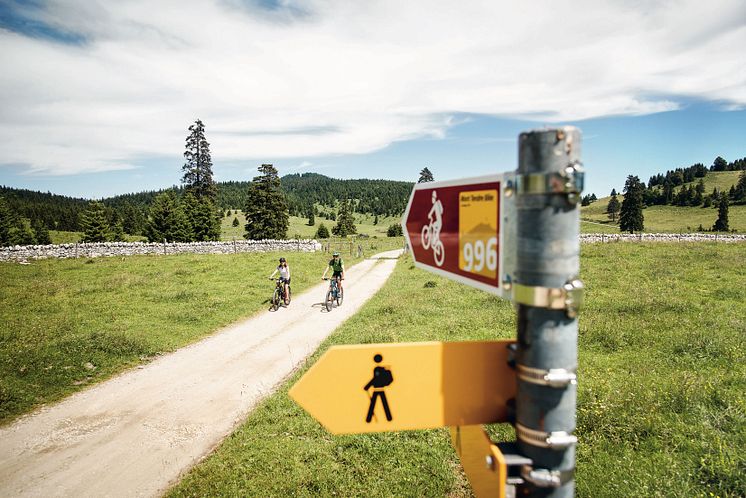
[0,250,402,497]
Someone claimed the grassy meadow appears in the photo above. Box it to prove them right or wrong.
[0,247,394,425]
[582,171,745,233]
[169,243,745,498]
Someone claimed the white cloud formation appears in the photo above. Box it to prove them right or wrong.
[0,0,744,175]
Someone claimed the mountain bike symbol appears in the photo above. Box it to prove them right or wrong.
[421,191,445,267]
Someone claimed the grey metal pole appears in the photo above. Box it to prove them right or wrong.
[514,128,582,497]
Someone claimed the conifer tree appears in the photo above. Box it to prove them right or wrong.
[373,214,379,225]
[0,196,15,246]
[619,175,644,233]
[244,164,289,240]
[80,201,112,242]
[606,193,620,222]
[314,223,330,239]
[146,192,191,242]
[332,200,357,237]
[32,219,52,244]
[181,119,216,200]
[610,188,617,196]
[183,192,221,241]
[307,209,315,226]
[111,220,126,242]
[418,167,434,183]
[713,197,729,232]
[232,217,239,227]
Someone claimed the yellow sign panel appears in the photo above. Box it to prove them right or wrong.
[450,425,506,498]
[459,189,499,279]
[289,340,516,434]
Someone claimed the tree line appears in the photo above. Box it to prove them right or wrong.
[605,156,746,233]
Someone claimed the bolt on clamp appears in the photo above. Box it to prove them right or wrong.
[516,364,577,388]
[514,161,584,203]
[512,279,584,318]
[521,466,576,488]
[515,423,577,450]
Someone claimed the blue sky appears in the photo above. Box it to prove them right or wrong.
[1,0,744,199]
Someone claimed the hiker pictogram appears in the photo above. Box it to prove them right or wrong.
[364,354,394,423]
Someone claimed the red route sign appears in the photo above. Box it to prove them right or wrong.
[402,174,513,297]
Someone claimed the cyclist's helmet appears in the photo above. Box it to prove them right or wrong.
[332,252,340,257]
[279,257,286,263]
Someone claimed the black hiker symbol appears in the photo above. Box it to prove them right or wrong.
[364,354,394,423]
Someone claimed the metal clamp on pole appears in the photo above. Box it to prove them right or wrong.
[515,162,584,203]
[517,364,577,388]
[521,466,576,488]
[515,423,577,450]
[512,279,584,318]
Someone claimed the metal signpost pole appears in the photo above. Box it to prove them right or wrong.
[513,128,582,497]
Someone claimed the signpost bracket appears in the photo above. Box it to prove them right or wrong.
[511,280,584,318]
[515,162,584,204]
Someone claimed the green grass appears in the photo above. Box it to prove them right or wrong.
[0,249,375,425]
[169,244,745,498]
[582,172,746,233]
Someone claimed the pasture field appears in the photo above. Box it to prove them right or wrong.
[0,248,382,424]
[582,172,745,233]
[169,243,745,498]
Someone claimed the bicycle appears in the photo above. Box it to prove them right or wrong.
[421,222,445,267]
[322,277,344,311]
[269,278,291,311]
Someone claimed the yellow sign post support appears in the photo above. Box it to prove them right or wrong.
[451,425,507,498]
[290,340,516,434]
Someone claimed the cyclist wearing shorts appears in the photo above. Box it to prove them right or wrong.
[269,257,291,304]
[322,252,345,293]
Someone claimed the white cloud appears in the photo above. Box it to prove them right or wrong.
[0,0,744,175]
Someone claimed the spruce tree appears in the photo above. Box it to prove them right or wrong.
[0,196,15,246]
[619,175,644,233]
[32,218,52,244]
[373,214,379,225]
[713,197,729,232]
[610,188,617,196]
[734,171,746,202]
[111,220,126,242]
[418,167,434,183]
[181,119,216,200]
[232,217,239,227]
[307,209,315,226]
[244,164,289,240]
[80,201,112,242]
[332,200,357,237]
[314,223,330,239]
[183,192,221,241]
[146,191,191,242]
[606,194,620,223]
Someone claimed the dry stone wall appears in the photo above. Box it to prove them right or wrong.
[0,239,321,263]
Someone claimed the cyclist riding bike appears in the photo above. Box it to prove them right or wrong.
[269,257,291,305]
[322,252,345,293]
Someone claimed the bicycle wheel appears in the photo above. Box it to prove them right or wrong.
[336,286,344,306]
[271,288,280,311]
[325,290,333,312]
[286,286,291,305]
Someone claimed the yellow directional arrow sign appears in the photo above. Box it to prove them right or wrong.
[289,340,516,434]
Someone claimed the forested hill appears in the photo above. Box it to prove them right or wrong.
[1,173,414,232]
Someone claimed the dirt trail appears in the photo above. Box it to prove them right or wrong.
[0,250,402,497]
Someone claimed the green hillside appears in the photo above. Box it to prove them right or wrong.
[583,172,745,233]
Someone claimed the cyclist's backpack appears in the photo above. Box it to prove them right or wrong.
[379,368,393,387]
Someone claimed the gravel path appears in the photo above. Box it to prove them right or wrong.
[0,250,402,497]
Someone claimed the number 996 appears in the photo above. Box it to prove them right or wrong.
[463,237,497,273]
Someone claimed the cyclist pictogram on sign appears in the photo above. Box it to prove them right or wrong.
[421,191,445,267]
